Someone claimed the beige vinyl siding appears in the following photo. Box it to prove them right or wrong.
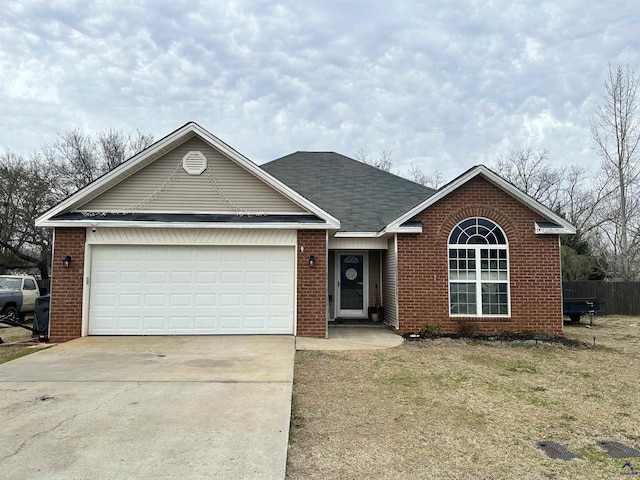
[383,236,398,327]
[328,237,388,249]
[368,250,382,308]
[79,137,305,214]
[328,250,335,320]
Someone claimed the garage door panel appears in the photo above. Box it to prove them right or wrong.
[89,245,294,335]
[246,294,266,307]
[270,272,290,285]
[194,294,216,306]
[221,249,242,262]
[145,294,167,307]
[220,316,241,329]
[142,316,165,329]
[220,294,241,307]
[120,294,142,307]
[145,272,168,284]
[93,294,116,308]
[195,271,218,284]
[93,271,118,285]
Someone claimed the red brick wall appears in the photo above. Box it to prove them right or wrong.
[50,227,86,342]
[296,230,327,337]
[397,176,563,336]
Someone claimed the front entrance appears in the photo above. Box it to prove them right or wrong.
[335,252,368,318]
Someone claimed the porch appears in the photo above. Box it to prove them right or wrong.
[296,324,403,351]
[327,238,397,329]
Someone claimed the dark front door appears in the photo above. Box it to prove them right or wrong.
[337,253,366,317]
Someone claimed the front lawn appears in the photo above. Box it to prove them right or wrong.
[0,322,49,364]
[287,316,640,479]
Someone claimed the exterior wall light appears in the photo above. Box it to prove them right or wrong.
[63,255,72,268]
[309,255,316,267]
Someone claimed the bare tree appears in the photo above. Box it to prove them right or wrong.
[0,152,55,278]
[409,164,443,189]
[355,148,393,172]
[590,64,640,280]
[45,128,154,198]
[98,128,154,171]
[494,148,565,210]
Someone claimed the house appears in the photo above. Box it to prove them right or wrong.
[35,122,575,342]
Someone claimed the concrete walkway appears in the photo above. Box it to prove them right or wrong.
[0,336,294,480]
[295,325,404,351]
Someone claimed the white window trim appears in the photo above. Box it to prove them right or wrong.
[448,218,511,318]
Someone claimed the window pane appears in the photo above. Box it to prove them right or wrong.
[481,283,508,315]
[450,283,477,315]
[460,219,475,230]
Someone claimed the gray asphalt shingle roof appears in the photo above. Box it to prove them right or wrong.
[262,152,436,232]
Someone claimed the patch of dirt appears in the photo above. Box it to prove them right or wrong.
[403,331,588,348]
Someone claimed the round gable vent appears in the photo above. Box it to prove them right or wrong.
[182,151,208,175]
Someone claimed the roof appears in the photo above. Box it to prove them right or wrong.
[262,152,436,232]
[386,164,576,235]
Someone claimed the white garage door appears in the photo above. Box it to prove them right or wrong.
[88,245,295,335]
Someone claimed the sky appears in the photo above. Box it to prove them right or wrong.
[0,0,638,182]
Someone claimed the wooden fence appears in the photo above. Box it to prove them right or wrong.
[563,281,640,316]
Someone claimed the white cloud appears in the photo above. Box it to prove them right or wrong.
[0,0,638,185]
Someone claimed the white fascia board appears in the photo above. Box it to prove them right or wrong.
[385,165,576,233]
[36,122,340,229]
[385,225,423,234]
[36,220,330,230]
[333,231,380,238]
[535,222,575,235]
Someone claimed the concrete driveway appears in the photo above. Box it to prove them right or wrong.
[0,336,294,480]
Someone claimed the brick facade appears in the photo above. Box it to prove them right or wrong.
[47,178,563,341]
[50,227,86,342]
[396,176,563,336]
[296,230,327,337]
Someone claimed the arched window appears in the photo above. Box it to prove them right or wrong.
[448,218,510,316]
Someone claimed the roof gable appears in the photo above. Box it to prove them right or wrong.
[36,123,339,229]
[262,152,435,232]
[78,136,305,214]
[385,165,576,234]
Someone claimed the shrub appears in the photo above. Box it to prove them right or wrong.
[457,321,478,338]
[419,321,442,338]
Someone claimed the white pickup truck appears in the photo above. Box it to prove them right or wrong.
[0,275,41,322]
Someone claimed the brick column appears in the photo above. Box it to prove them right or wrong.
[296,230,327,337]
[49,227,86,342]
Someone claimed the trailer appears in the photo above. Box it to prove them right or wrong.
[563,298,601,323]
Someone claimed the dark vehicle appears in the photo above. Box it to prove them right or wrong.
[563,298,601,322]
